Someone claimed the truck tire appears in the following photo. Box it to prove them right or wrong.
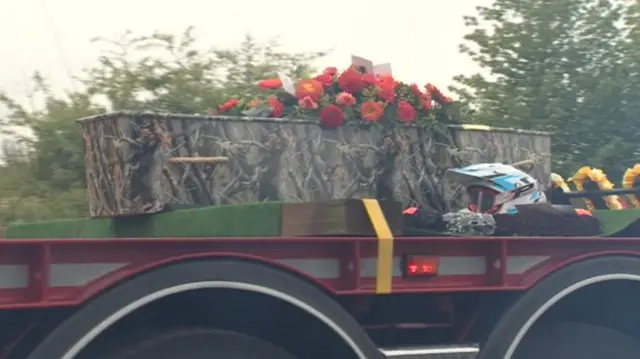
[515,321,640,359]
[97,328,297,359]
[478,256,640,359]
[25,259,380,359]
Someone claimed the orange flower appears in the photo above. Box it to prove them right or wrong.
[397,100,416,123]
[323,67,338,76]
[314,73,334,87]
[336,92,356,107]
[298,96,318,110]
[337,69,366,94]
[377,74,396,87]
[361,73,376,86]
[295,79,324,101]
[258,78,283,90]
[319,105,344,129]
[218,98,239,112]
[376,82,395,102]
[267,97,284,118]
[360,101,383,123]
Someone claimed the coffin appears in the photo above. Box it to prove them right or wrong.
[78,112,551,217]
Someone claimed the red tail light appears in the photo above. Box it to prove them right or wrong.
[402,255,439,278]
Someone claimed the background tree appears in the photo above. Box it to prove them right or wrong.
[452,0,638,179]
[0,27,326,223]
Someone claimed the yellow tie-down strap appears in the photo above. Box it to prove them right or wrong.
[361,199,394,294]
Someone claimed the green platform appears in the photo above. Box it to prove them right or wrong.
[6,204,640,240]
[5,202,283,239]
[594,209,640,237]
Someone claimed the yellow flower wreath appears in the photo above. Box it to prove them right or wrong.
[569,167,625,210]
[622,164,640,209]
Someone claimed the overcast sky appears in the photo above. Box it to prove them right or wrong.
[1,0,492,101]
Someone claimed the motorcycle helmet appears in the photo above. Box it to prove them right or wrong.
[445,163,547,214]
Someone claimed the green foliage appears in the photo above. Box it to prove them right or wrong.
[452,0,639,179]
[0,28,326,224]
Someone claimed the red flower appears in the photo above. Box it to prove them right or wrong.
[410,83,423,98]
[314,73,334,87]
[299,96,318,110]
[267,97,284,118]
[425,83,438,94]
[360,101,384,123]
[319,105,344,129]
[258,78,283,90]
[295,79,324,101]
[336,92,356,107]
[361,73,376,86]
[376,82,395,102]
[218,98,239,112]
[425,83,452,104]
[420,91,433,112]
[397,100,416,123]
[323,67,338,76]
[337,69,366,94]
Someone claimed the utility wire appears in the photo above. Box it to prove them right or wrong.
[34,0,77,92]
[20,69,36,112]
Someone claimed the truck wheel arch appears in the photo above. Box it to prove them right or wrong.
[479,255,640,359]
[516,250,640,288]
[25,259,379,359]
[79,253,335,302]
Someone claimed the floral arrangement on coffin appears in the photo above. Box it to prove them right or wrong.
[214,66,457,129]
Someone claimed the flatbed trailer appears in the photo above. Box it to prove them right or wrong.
[3,233,640,359]
[2,107,632,358]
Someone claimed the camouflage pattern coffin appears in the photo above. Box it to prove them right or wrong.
[78,112,551,218]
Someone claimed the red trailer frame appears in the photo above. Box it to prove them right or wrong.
[2,235,640,310]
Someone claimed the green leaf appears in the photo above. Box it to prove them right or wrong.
[241,105,272,117]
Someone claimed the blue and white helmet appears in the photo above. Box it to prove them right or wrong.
[445,163,547,214]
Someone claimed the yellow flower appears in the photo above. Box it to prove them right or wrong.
[550,173,571,193]
[569,167,624,210]
[568,167,596,211]
[622,163,640,209]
